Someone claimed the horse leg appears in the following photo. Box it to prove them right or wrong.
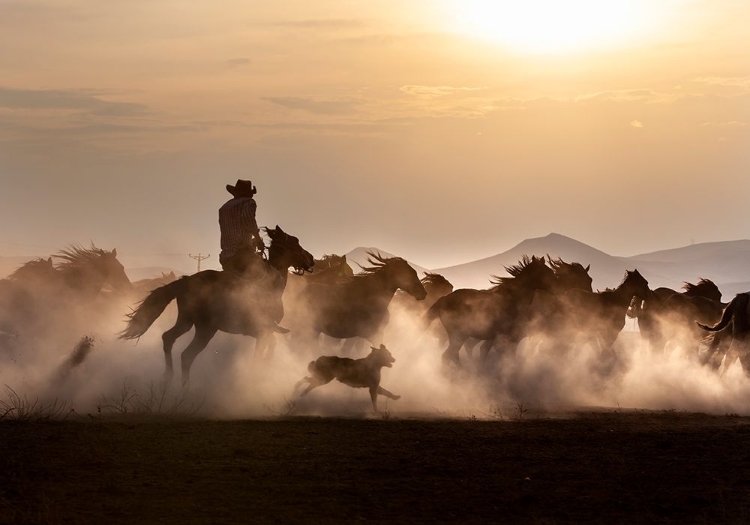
[442,333,467,367]
[341,338,359,356]
[479,339,494,360]
[180,325,218,386]
[463,338,479,360]
[162,314,193,382]
[377,386,401,401]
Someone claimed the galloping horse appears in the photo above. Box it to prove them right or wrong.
[520,257,594,352]
[463,257,593,360]
[634,279,723,353]
[392,272,454,314]
[698,293,750,376]
[424,255,558,367]
[544,269,650,356]
[292,252,426,352]
[0,246,131,342]
[120,226,314,384]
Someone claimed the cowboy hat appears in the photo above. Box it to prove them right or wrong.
[226,179,257,197]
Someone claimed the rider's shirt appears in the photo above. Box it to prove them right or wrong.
[219,197,258,260]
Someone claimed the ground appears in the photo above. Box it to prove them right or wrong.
[2,411,750,524]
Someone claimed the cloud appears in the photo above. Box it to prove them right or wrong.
[693,76,750,88]
[226,58,251,68]
[262,96,361,115]
[268,18,366,30]
[0,87,149,116]
[630,120,644,128]
[576,89,680,104]
[400,85,485,99]
[700,120,747,127]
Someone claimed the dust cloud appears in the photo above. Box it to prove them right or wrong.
[1,269,749,420]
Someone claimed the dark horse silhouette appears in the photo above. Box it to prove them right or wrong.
[291,252,427,352]
[633,279,723,353]
[540,269,650,356]
[424,255,558,367]
[120,226,314,384]
[698,293,750,375]
[392,272,454,314]
[462,257,593,360]
[0,246,131,343]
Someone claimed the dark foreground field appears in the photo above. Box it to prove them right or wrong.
[3,411,750,524]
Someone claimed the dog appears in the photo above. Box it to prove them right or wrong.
[294,344,401,411]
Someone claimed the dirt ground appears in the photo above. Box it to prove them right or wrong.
[2,411,750,524]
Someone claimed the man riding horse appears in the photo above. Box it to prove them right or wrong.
[219,179,265,277]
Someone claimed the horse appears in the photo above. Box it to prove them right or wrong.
[424,255,558,367]
[392,272,454,314]
[541,269,650,357]
[0,246,131,344]
[291,252,426,353]
[698,293,750,376]
[463,257,593,360]
[632,279,723,354]
[120,226,314,384]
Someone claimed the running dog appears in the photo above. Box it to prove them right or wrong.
[295,344,401,411]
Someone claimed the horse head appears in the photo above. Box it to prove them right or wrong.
[8,257,60,288]
[547,256,593,293]
[265,225,314,275]
[622,269,650,301]
[313,254,354,279]
[98,248,133,292]
[365,252,426,300]
[421,272,453,298]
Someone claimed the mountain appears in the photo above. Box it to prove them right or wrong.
[344,247,430,276]
[430,233,750,296]
[432,233,636,290]
[625,240,750,291]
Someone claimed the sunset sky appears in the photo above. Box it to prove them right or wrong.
[1,0,748,269]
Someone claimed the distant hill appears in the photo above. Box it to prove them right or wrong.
[429,233,750,296]
[344,247,430,276]
[625,240,750,294]
[432,233,636,290]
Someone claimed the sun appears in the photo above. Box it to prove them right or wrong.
[449,0,657,54]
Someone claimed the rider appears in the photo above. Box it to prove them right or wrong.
[219,179,265,276]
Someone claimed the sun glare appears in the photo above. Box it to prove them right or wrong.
[450,0,658,54]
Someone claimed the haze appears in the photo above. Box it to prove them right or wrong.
[1,0,748,270]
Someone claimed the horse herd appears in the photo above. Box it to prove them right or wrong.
[0,228,748,391]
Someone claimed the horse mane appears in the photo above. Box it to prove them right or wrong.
[421,272,450,286]
[8,258,56,281]
[317,254,343,262]
[548,257,587,274]
[489,255,542,289]
[54,244,110,274]
[356,251,405,276]
[683,278,721,300]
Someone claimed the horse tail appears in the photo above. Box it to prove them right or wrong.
[119,279,185,340]
[697,293,747,332]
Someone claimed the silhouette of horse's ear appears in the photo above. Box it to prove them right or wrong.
[47,257,53,264]
[585,264,590,272]
[112,248,117,257]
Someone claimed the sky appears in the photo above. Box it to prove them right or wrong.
[1,0,748,270]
